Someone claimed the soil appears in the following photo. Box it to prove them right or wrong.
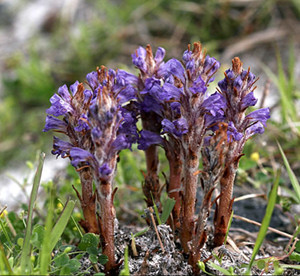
[74,220,300,275]
[74,185,300,276]
[79,182,299,275]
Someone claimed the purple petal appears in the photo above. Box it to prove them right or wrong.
[204,55,221,77]
[241,91,258,110]
[43,115,67,132]
[246,108,270,127]
[154,47,166,64]
[138,130,163,150]
[189,75,207,94]
[162,58,185,82]
[70,81,80,96]
[58,84,71,101]
[161,118,188,137]
[162,82,182,101]
[132,47,147,72]
[74,114,90,132]
[46,93,73,116]
[202,92,226,116]
[86,71,99,90]
[245,121,265,139]
[116,69,139,86]
[51,136,73,158]
[112,134,133,151]
[141,95,162,114]
[227,122,243,141]
[99,163,112,176]
[70,147,94,167]
[182,50,192,64]
[233,76,243,91]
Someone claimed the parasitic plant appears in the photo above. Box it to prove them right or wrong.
[44,42,269,275]
[44,66,138,273]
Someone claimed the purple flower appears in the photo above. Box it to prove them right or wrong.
[170,102,181,114]
[74,114,90,132]
[46,93,73,117]
[182,43,220,83]
[140,94,162,115]
[245,121,265,139]
[118,108,138,145]
[51,136,73,158]
[204,55,220,79]
[138,130,164,150]
[132,46,147,72]
[205,112,225,130]
[162,118,188,137]
[132,45,166,77]
[162,59,185,82]
[245,108,270,127]
[241,70,256,84]
[43,115,68,132]
[154,47,166,64]
[112,134,133,151]
[86,71,99,90]
[161,83,182,101]
[241,91,258,111]
[99,163,112,177]
[189,76,207,94]
[58,84,72,101]
[141,78,163,98]
[116,70,139,86]
[70,147,95,167]
[202,92,226,117]
[70,81,80,96]
[91,127,102,141]
[227,122,243,141]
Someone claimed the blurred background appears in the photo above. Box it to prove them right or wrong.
[0,0,300,219]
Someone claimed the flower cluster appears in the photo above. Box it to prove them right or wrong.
[44,66,138,272]
[44,67,138,179]
[44,42,270,275]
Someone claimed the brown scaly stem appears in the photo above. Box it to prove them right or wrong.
[180,147,199,253]
[189,123,229,273]
[141,110,162,211]
[73,169,99,234]
[189,187,215,274]
[143,144,161,210]
[97,178,118,275]
[213,162,237,247]
[165,143,182,230]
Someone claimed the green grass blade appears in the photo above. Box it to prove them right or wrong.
[49,199,76,252]
[151,193,162,225]
[0,219,13,247]
[281,264,300,270]
[0,241,13,275]
[39,185,54,275]
[277,141,300,203]
[20,152,45,275]
[207,261,235,276]
[161,197,176,224]
[246,170,280,273]
[119,246,129,276]
[287,42,295,95]
[133,227,149,238]
[58,198,83,238]
[224,210,234,245]
[261,63,296,122]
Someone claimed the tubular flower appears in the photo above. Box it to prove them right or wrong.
[44,65,138,273]
[208,57,270,141]
[207,57,270,248]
